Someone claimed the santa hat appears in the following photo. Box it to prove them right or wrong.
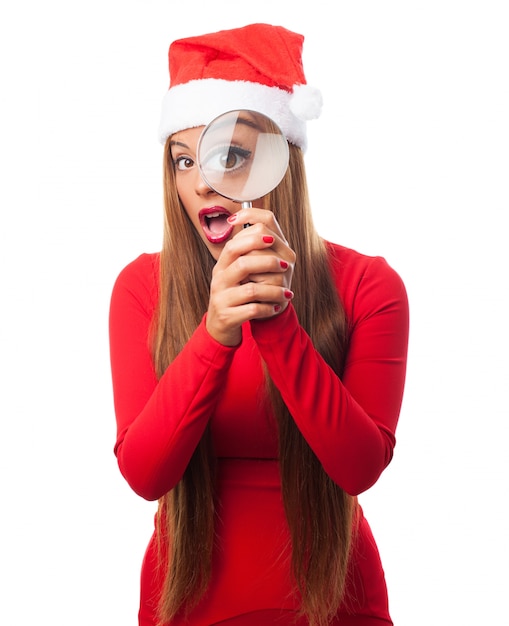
[158,23,322,151]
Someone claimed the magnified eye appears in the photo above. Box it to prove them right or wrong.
[203,144,252,174]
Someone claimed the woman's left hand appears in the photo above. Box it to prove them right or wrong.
[228,207,296,296]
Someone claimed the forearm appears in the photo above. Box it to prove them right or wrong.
[113,318,237,500]
[251,290,408,495]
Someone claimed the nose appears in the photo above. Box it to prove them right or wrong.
[194,168,216,197]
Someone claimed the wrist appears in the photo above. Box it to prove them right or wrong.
[205,315,242,347]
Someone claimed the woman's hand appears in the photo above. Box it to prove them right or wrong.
[206,208,296,346]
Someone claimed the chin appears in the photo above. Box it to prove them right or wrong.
[204,242,224,261]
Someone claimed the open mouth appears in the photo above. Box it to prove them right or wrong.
[199,207,234,244]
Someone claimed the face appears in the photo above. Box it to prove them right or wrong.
[170,126,262,260]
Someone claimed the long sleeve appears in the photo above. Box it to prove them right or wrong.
[109,254,238,500]
[250,249,409,496]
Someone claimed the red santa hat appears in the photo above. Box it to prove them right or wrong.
[158,23,322,151]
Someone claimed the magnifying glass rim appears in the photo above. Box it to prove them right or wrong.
[196,109,289,202]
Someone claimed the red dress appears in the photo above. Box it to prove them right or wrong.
[109,242,409,625]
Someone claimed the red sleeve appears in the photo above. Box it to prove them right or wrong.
[250,252,409,496]
[109,254,238,501]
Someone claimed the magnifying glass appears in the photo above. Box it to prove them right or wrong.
[197,110,289,211]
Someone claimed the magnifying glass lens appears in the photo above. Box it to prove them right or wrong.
[197,110,289,205]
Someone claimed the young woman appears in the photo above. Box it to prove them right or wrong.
[109,23,409,626]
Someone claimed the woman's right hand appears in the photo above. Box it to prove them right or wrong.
[206,210,295,346]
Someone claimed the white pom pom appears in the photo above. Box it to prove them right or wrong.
[289,84,323,120]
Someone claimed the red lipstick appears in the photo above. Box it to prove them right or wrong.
[198,206,234,244]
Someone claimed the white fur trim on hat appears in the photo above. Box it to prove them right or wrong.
[158,78,318,150]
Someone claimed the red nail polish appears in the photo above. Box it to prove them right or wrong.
[284,290,294,300]
[263,236,274,244]
[280,260,289,269]
[274,305,281,313]
[227,214,237,223]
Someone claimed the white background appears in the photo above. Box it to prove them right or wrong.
[1,1,507,624]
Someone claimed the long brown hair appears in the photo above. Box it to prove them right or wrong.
[152,138,358,626]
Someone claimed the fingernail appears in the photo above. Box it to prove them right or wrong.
[284,290,294,300]
[274,305,282,313]
[263,236,274,244]
[227,213,237,223]
[280,260,289,269]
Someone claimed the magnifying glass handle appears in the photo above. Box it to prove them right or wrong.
[241,201,252,228]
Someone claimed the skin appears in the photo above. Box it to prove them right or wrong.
[170,126,296,347]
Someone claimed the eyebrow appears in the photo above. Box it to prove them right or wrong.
[237,117,260,130]
[169,140,190,149]
[169,116,261,153]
